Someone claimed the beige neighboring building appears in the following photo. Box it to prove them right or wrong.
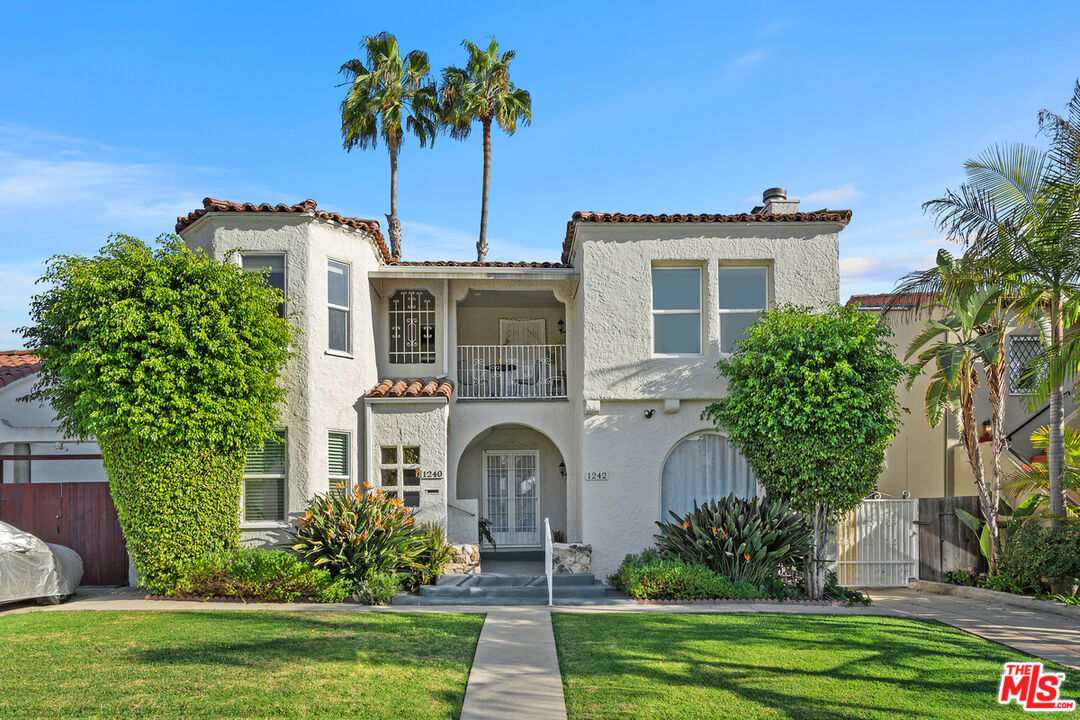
[847,292,1076,501]
[172,189,850,578]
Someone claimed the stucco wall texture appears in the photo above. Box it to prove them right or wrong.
[176,204,848,579]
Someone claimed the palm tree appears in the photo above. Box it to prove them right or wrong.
[1005,426,1080,519]
[906,282,1007,568]
[339,32,438,259]
[440,37,532,262]
[923,84,1080,524]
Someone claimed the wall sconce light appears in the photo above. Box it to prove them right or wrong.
[981,419,992,436]
[558,461,566,477]
[644,409,655,419]
[557,319,566,335]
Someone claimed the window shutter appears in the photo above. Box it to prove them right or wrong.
[245,434,286,474]
[245,479,285,522]
[328,433,349,476]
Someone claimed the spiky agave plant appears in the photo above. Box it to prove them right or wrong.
[655,493,810,586]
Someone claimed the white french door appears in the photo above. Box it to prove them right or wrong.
[483,450,540,547]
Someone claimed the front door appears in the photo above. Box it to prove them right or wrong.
[483,450,540,547]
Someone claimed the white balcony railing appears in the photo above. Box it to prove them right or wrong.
[457,344,567,399]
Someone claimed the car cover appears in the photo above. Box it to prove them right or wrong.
[0,521,83,604]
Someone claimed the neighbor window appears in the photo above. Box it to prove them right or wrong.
[652,267,701,354]
[327,260,351,353]
[328,432,350,494]
[717,266,768,353]
[243,431,286,522]
[242,253,286,318]
[1008,335,1041,395]
[389,289,436,364]
[378,444,421,508]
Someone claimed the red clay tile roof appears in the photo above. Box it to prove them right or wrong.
[366,378,454,399]
[176,198,391,262]
[846,292,939,309]
[0,350,42,389]
[561,209,853,264]
[386,260,571,269]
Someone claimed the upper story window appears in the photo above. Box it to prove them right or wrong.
[242,253,286,318]
[718,266,768,353]
[652,267,701,355]
[1008,335,1041,395]
[389,290,436,364]
[327,260,351,354]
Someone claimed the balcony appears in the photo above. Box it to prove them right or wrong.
[457,344,567,399]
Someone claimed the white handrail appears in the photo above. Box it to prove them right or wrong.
[456,344,567,399]
[544,517,553,606]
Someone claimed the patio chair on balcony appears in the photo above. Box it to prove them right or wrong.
[457,357,488,397]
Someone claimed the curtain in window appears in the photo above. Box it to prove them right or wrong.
[660,433,758,520]
[499,318,546,345]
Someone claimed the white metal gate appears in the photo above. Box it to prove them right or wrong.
[483,450,540,547]
[834,499,919,587]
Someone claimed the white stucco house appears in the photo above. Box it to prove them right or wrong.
[175,189,850,578]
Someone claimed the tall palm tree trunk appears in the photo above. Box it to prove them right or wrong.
[386,142,402,259]
[477,117,492,263]
[961,364,996,570]
[986,352,1006,563]
[1048,292,1066,525]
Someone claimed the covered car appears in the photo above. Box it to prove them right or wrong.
[0,521,83,605]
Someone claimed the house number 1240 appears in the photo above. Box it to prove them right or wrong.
[586,472,608,481]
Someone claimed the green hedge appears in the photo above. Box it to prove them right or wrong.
[609,552,764,600]
[167,548,350,603]
[103,436,244,594]
[999,523,1080,591]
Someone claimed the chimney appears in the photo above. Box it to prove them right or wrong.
[760,187,800,215]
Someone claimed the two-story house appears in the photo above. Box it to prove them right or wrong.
[176,189,851,577]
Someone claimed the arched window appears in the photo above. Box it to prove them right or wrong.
[660,433,758,520]
[389,290,435,364]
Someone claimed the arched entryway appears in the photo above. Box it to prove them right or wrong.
[456,423,567,548]
[660,432,758,521]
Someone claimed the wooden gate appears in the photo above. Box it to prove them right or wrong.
[917,496,986,582]
[0,483,128,585]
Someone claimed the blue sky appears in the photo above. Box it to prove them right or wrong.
[2,2,1080,348]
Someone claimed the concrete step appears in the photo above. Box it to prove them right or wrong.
[435,573,595,588]
[419,582,607,600]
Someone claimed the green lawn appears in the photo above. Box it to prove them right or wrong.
[552,613,1079,720]
[0,610,483,719]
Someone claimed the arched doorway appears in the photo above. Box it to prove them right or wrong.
[660,432,758,520]
[456,424,567,548]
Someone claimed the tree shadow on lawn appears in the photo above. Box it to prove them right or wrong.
[126,610,484,670]
[555,614,1073,719]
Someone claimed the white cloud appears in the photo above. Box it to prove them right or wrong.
[400,219,558,263]
[840,252,936,284]
[732,49,769,68]
[801,184,858,205]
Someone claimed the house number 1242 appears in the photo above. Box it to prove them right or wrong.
[586,472,608,481]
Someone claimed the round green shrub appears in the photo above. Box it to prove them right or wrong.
[608,551,764,601]
[999,523,1080,591]
[103,436,244,593]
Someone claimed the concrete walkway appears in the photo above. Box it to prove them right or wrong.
[460,607,567,720]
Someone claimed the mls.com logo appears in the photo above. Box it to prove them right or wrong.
[999,662,1076,712]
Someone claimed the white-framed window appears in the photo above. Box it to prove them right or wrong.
[378,444,421,508]
[243,431,286,523]
[327,260,351,353]
[652,266,702,355]
[1008,335,1041,395]
[717,265,769,353]
[328,432,350,494]
[241,252,287,318]
[389,289,436,364]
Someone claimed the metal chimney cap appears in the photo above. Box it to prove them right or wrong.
[763,187,787,202]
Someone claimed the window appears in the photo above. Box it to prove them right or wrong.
[244,432,286,522]
[652,267,701,355]
[661,433,758,520]
[327,260,351,353]
[1008,336,1041,395]
[328,432,350,494]
[718,266,768,353]
[389,290,435,363]
[378,444,421,508]
[242,253,286,318]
